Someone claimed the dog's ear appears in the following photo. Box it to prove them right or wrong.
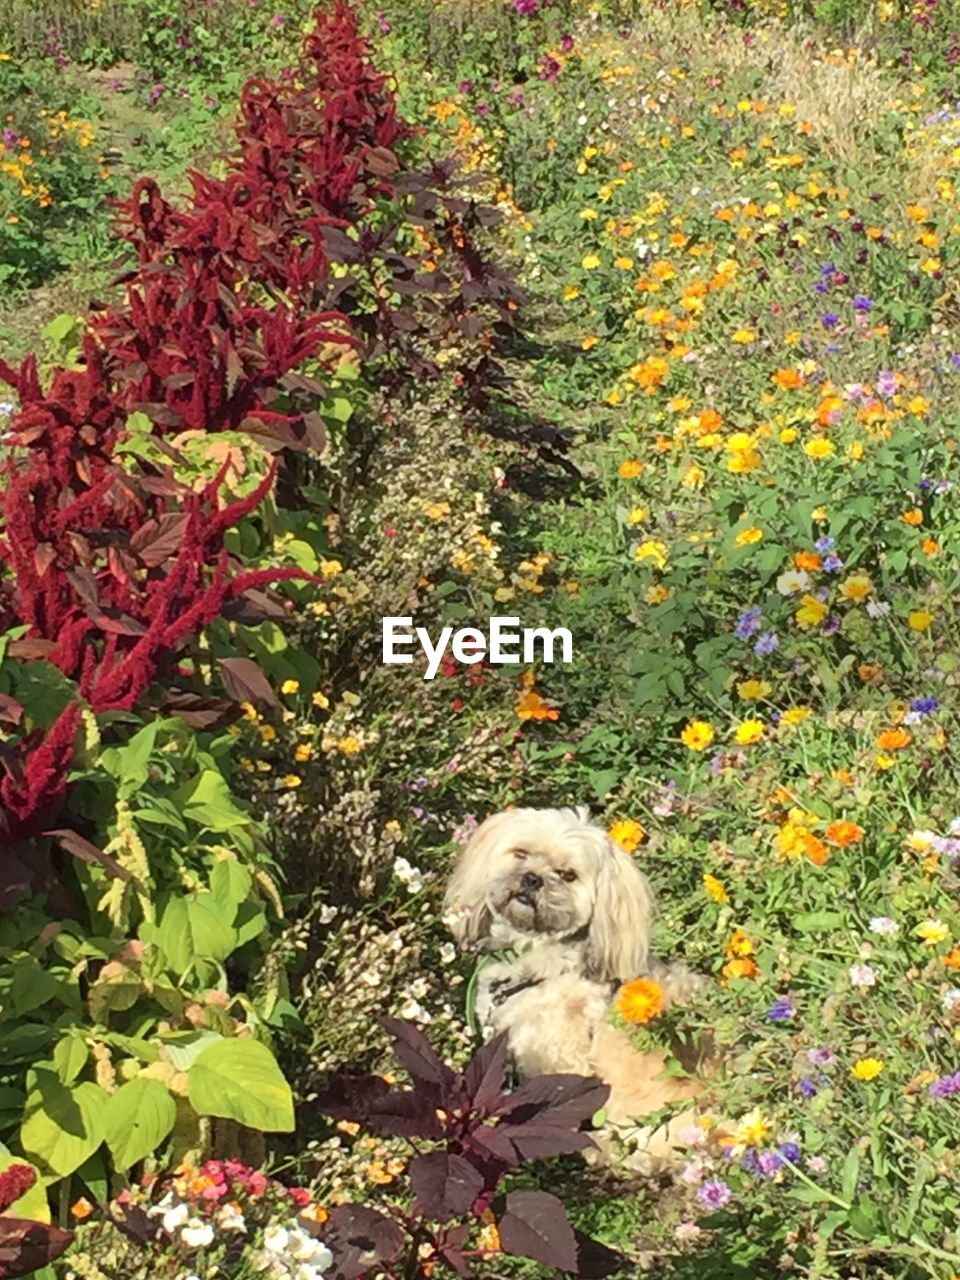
[584,833,654,982]
[442,811,511,947]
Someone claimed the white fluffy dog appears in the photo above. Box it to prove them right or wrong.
[443,805,710,1172]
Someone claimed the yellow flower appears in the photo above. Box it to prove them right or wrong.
[423,501,452,520]
[703,873,729,904]
[796,594,828,627]
[312,691,330,710]
[737,679,771,700]
[635,540,669,570]
[627,506,648,525]
[734,719,764,745]
[281,679,300,695]
[619,459,645,478]
[915,919,949,947]
[608,819,646,853]
[851,1057,884,1081]
[563,285,581,300]
[320,559,343,577]
[681,719,715,751]
[581,335,600,351]
[582,253,601,270]
[616,977,664,1024]
[282,774,302,788]
[732,328,756,344]
[840,573,872,602]
[908,610,933,631]
[735,526,764,546]
[803,437,836,459]
[730,1107,770,1152]
[338,735,363,754]
[781,705,811,725]
[294,743,313,763]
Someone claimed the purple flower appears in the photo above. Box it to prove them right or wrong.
[950,353,960,370]
[823,615,841,636]
[539,56,560,81]
[754,632,779,656]
[735,606,762,639]
[876,369,897,396]
[779,1142,802,1163]
[807,1047,835,1067]
[820,263,836,277]
[513,0,538,12]
[697,1179,732,1210]
[757,1150,784,1177]
[797,1077,818,1098]
[929,1072,960,1098]
[814,281,830,295]
[768,995,796,1022]
[458,79,474,93]
[853,295,873,312]
[560,34,575,51]
[815,536,836,552]
[821,313,840,330]
[910,696,940,715]
[823,554,844,571]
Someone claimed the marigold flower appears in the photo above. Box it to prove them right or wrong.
[516,689,560,722]
[619,459,644,478]
[735,526,763,546]
[722,956,759,981]
[71,1196,95,1220]
[796,594,829,627]
[703,873,729,903]
[851,1057,884,1080]
[901,508,923,526]
[804,437,836,459]
[943,948,960,969]
[876,728,911,751]
[915,919,949,947]
[281,679,300,695]
[681,719,715,751]
[908,610,933,631]
[609,819,646,853]
[824,820,864,847]
[734,719,764,745]
[781,705,811,725]
[616,977,664,1024]
[840,573,873,602]
[737,678,770,700]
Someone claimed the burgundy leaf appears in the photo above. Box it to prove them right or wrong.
[409,1152,484,1222]
[495,1122,596,1162]
[130,513,189,568]
[570,1228,630,1278]
[0,693,24,728]
[158,690,241,730]
[381,1016,458,1090]
[494,1074,609,1129]
[6,639,58,661]
[109,1201,163,1245]
[495,1189,578,1273]
[218,657,278,707]
[466,1123,519,1168]
[324,1204,404,1280]
[314,1074,443,1140]
[0,1218,73,1276]
[45,829,129,880]
[436,1223,472,1277]
[462,1031,508,1114]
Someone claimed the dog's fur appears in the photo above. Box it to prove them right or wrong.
[443,805,710,1172]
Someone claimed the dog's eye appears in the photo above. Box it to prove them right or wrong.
[558,869,577,882]
[513,849,528,860]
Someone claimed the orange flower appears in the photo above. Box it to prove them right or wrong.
[794,551,822,571]
[772,367,805,390]
[943,947,960,969]
[71,1197,94,1221]
[516,689,560,722]
[858,663,883,683]
[901,508,923,526]
[816,395,844,426]
[608,819,646,853]
[616,977,664,1024]
[722,956,759,981]
[877,728,911,751]
[619,459,645,478]
[824,820,864,847]
[801,831,829,865]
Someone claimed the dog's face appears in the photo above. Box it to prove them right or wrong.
[443,806,655,983]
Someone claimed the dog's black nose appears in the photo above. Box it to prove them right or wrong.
[521,871,543,892]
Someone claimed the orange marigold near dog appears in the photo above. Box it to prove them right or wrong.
[824,820,864,847]
[616,977,664,1024]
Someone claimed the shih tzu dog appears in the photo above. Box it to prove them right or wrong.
[443,805,712,1173]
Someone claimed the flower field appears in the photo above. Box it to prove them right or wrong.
[1,0,960,1277]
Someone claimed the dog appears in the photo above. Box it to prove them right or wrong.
[443,805,713,1173]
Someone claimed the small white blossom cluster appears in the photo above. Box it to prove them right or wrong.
[146,1193,331,1280]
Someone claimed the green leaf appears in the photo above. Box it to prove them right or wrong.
[188,1038,294,1132]
[20,1073,106,1178]
[210,859,253,923]
[176,770,250,832]
[152,895,236,973]
[160,1030,222,1072]
[11,958,77,1015]
[793,910,845,933]
[53,1034,90,1085]
[841,1147,861,1203]
[102,1077,177,1171]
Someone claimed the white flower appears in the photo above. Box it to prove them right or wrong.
[866,600,891,618]
[680,1156,706,1185]
[438,942,457,965]
[218,1204,247,1232]
[149,1193,189,1233]
[288,1227,332,1265]
[848,963,877,988]
[318,904,338,925]
[776,569,810,596]
[868,916,899,935]
[674,1221,702,1243]
[942,988,960,1013]
[263,1224,291,1254]
[181,1219,215,1249]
